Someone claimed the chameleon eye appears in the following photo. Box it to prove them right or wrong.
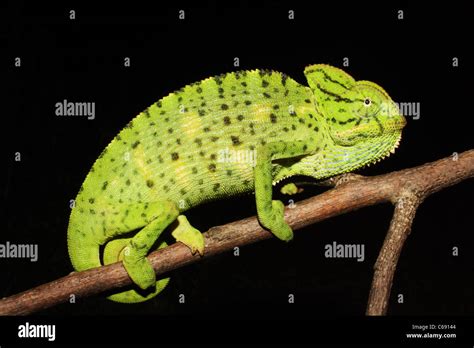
[363,97,372,107]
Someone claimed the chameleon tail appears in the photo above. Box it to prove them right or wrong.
[67,216,169,303]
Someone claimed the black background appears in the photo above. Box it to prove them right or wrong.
[2,0,473,344]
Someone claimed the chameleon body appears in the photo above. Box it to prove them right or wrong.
[67,65,406,303]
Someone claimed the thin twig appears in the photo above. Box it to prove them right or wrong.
[0,150,473,315]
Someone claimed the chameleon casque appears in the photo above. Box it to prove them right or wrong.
[67,64,406,303]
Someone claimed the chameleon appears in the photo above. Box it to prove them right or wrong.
[67,64,406,303]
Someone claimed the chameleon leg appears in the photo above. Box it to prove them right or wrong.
[255,141,313,241]
[171,215,204,255]
[97,199,179,303]
[121,200,179,290]
[104,238,170,303]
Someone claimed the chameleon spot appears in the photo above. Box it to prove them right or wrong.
[204,127,211,132]
[198,109,206,116]
[79,208,84,213]
[201,101,206,107]
[88,198,95,204]
[331,117,336,123]
[214,76,223,85]
[102,181,108,191]
[176,138,181,145]
[231,85,236,91]
[262,80,269,88]
[263,92,271,98]
[292,124,297,130]
[198,179,204,185]
[158,155,163,163]
[163,185,170,192]
[273,104,279,110]
[171,152,179,161]
[168,128,173,133]
[299,118,305,124]
[284,89,289,97]
[146,180,154,188]
[237,114,244,121]
[180,188,187,195]
[199,151,206,157]
[159,173,165,178]
[149,122,156,126]
[126,179,131,186]
[208,163,216,172]
[116,135,122,141]
[192,167,198,174]
[243,90,249,95]
[307,123,312,128]
[156,101,162,108]
[273,87,279,93]
[144,109,151,118]
[226,169,233,176]
[243,179,250,186]
[141,213,147,218]
[283,127,289,132]
[196,87,203,93]
[245,100,252,106]
[89,209,96,215]
[199,188,204,193]
[260,139,266,146]
[218,87,224,94]
[210,153,217,160]
[249,145,255,150]
[146,158,152,164]
[233,100,239,107]
[131,141,140,149]
[305,99,311,103]
[160,110,166,115]
[223,116,231,125]
[241,81,247,87]
[211,136,219,142]
[281,73,288,86]
[125,121,134,129]
[194,138,203,146]
[213,183,220,192]
[250,129,255,135]
[308,113,314,119]
[231,135,241,146]
[110,158,115,162]
[270,113,277,123]
[303,144,308,151]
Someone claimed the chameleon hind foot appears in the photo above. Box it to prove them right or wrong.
[171,215,204,255]
[103,238,170,303]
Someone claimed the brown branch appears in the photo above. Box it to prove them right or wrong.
[1,150,473,316]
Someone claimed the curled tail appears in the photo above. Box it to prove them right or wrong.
[67,210,170,303]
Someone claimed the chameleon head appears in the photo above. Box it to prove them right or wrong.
[304,64,406,155]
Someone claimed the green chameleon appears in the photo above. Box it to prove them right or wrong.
[67,64,406,303]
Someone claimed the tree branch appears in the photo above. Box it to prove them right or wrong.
[1,150,473,316]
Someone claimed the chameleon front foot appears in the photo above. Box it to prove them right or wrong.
[259,200,294,242]
[280,183,300,195]
[171,215,204,255]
